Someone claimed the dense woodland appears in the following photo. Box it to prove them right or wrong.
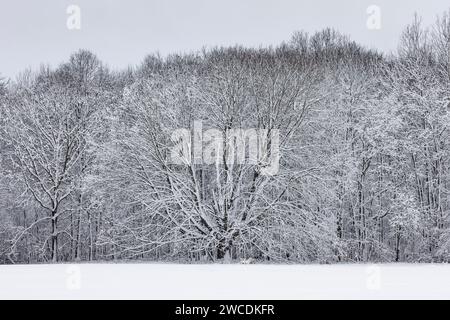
[1,12,450,264]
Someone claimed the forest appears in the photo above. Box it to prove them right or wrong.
[0,11,449,264]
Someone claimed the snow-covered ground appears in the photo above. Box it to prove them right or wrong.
[1,263,450,299]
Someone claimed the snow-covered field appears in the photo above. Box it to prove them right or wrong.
[1,263,450,299]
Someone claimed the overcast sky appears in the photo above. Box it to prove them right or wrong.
[1,0,449,79]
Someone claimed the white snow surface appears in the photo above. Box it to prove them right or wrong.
[1,263,450,300]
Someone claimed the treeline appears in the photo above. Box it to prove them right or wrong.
[0,12,449,264]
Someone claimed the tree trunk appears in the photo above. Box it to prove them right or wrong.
[51,213,58,263]
[395,227,401,262]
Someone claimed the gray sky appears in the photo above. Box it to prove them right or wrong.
[1,0,449,79]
